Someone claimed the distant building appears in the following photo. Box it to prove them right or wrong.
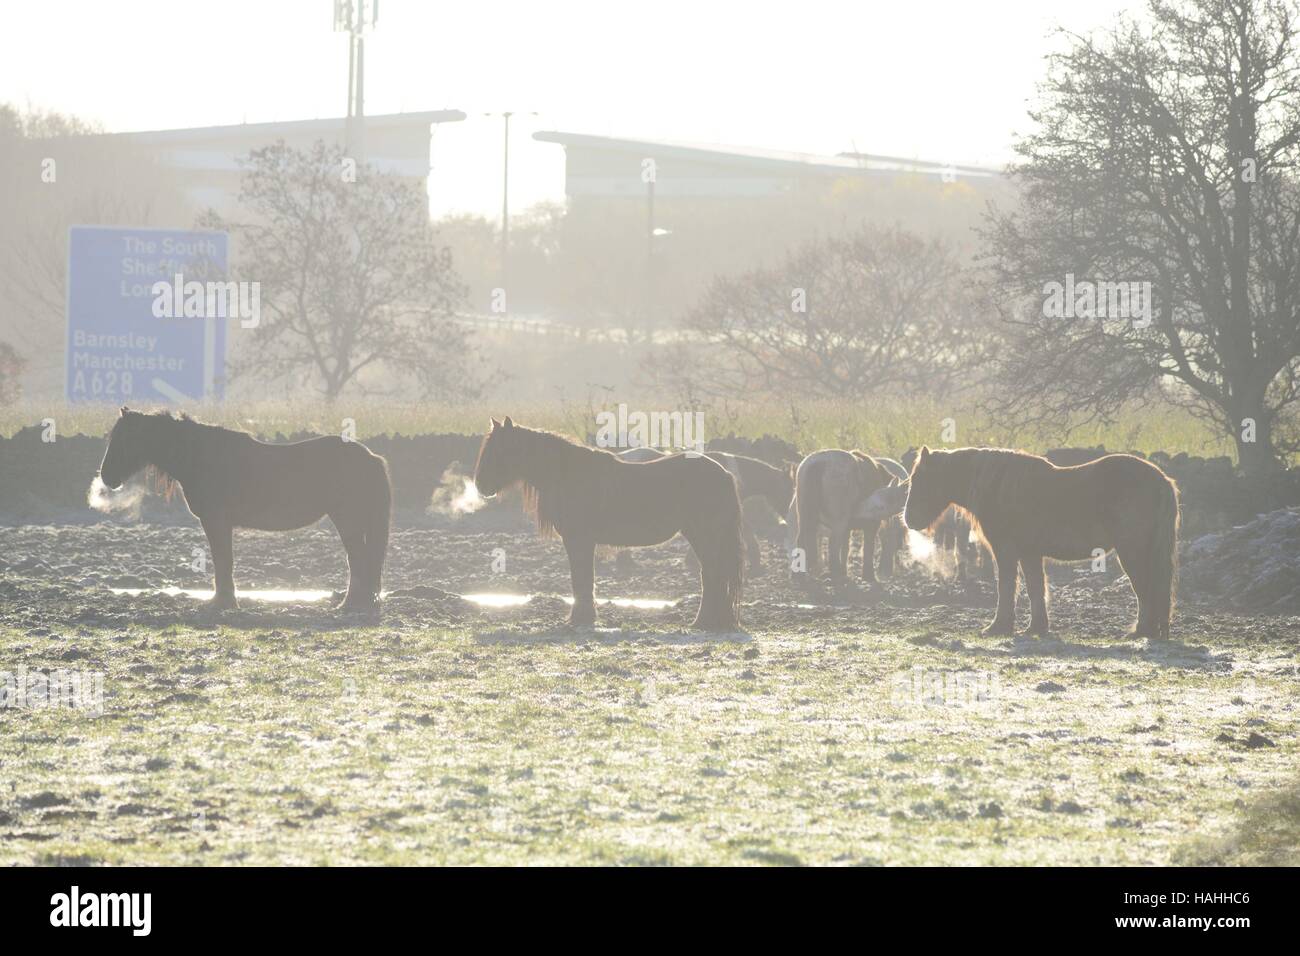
[2,110,465,401]
[108,109,466,214]
[532,130,1002,202]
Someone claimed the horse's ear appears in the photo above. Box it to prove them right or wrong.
[919,445,931,461]
[503,416,514,429]
[490,418,501,430]
[119,405,130,417]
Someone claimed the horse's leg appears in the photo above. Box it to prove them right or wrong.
[741,518,764,575]
[783,500,799,575]
[683,529,734,631]
[828,523,850,583]
[690,538,720,628]
[890,520,906,576]
[332,513,368,609]
[200,517,237,610]
[859,519,881,583]
[878,521,896,579]
[1021,554,1048,636]
[796,519,821,580]
[364,487,390,606]
[563,534,597,626]
[1115,543,1153,638]
[939,520,961,579]
[365,525,387,605]
[982,544,1019,636]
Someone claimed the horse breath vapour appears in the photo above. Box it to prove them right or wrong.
[87,474,144,515]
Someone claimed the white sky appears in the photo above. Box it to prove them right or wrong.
[1,0,1142,218]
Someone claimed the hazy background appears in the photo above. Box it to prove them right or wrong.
[7,0,1293,477]
[1,0,1136,217]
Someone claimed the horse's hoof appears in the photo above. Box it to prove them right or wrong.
[692,617,739,632]
[206,595,238,612]
[981,622,1014,637]
[338,600,378,615]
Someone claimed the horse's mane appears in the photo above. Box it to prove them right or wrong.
[485,424,605,537]
[127,410,251,499]
[946,447,1051,539]
[964,447,1050,504]
[131,408,246,439]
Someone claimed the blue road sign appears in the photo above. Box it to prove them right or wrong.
[65,226,229,404]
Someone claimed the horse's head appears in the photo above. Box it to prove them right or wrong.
[858,477,910,522]
[473,416,518,497]
[98,407,154,489]
[903,446,952,531]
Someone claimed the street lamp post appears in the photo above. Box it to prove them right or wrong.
[484,111,538,312]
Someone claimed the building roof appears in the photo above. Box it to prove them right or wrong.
[533,130,1004,180]
[836,151,1002,179]
[106,110,467,144]
[533,130,865,175]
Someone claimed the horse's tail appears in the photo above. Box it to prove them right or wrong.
[366,452,393,601]
[719,471,745,629]
[795,457,826,574]
[1150,475,1179,639]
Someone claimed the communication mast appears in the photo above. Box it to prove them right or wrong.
[334,0,379,162]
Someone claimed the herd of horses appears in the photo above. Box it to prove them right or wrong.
[97,408,1181,640]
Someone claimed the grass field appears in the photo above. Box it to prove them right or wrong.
[2,525,1296,866]
[2,396,1292,866]
[4,608,1296,865]
[0,396,1237,461]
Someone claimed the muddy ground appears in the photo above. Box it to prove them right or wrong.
[1,518,1297,865]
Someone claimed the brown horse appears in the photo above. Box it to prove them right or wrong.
[475,418,744,630]
[97,408,391,611]
[903,446,1179,639]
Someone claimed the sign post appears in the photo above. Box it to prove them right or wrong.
[65,226,228,404]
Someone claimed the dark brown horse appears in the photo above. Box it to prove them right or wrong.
[475,418,744,630]
[97,408,391,611]
[904,446,1179,639]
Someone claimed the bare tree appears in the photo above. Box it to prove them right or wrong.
[200,140,493,402]
[654,225,985,400]
[984,0,1300,474]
